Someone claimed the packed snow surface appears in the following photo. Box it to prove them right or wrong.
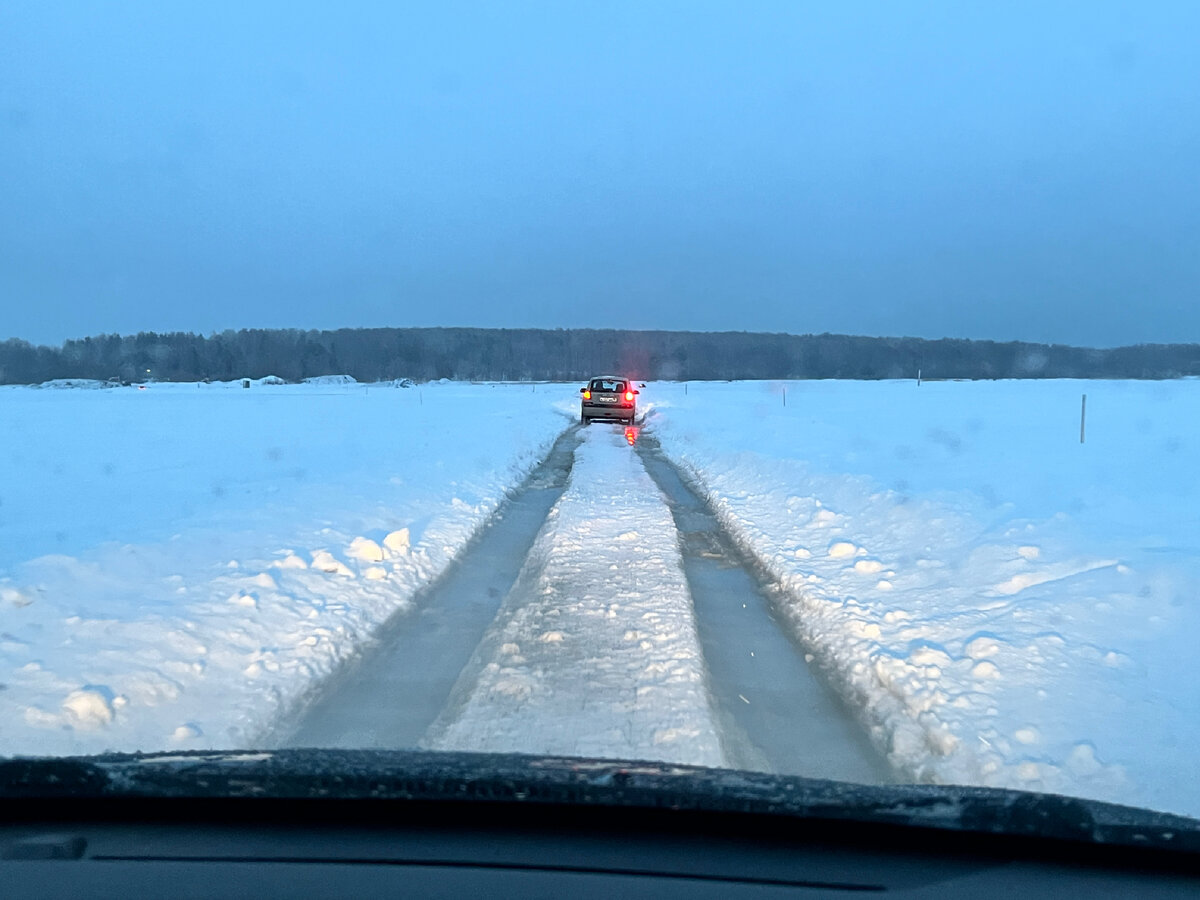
[0,381,566,754]
[646,379,1200,818]
[427,427,725,767]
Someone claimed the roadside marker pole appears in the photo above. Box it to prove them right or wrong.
[1080,394,1087,444]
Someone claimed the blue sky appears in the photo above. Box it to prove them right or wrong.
[3,1,1199,347]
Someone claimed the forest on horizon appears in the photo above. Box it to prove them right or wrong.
[2,327,1199,385]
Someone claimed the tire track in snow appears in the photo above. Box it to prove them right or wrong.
[636,433,894,784]
[271,427,582,749]
[424,426,726,767]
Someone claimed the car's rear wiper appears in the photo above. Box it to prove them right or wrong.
[2,749,1197,855]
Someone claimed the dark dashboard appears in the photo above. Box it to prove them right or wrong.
[3,751,1200,898]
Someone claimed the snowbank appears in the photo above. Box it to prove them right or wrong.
[35,379,115,390]
[302,375,357,385]
[428,427,725,767]
[0,381,575,755]
[649,379,1200,817]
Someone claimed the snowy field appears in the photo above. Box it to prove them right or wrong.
[2,377,1199,821]
[0,379,567,754]
[648,379,1200,818]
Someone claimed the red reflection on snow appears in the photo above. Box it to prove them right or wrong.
[624,426,639,446]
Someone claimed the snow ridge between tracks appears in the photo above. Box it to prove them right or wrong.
[427,427,726,767]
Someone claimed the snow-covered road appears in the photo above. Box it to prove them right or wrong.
[426,427,726,764]
[281,424,887,779]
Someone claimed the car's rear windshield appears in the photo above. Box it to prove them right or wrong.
[591,380,625,392]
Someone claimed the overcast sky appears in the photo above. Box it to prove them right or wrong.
[3,1,1199,348]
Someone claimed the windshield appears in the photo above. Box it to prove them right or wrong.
[3,0,1200,836]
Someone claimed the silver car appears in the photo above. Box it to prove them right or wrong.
[580,376,639,425]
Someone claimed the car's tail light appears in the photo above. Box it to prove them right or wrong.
[583,390,591,400]
[624,391,633,401]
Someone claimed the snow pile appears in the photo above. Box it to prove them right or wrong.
[0,381,574,756]
[428,427,725,767]
[302,375,357,386]
[649,379,1200,817]
[36,379,115,390]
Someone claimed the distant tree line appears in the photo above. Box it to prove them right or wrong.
[1,328,1199,385]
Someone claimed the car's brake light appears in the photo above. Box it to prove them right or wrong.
[624,391,633,401]
[583,390,591,400]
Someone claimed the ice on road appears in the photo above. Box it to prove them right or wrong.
[428,426,726,767]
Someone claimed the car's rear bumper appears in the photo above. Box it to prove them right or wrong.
[581,403,635,422]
